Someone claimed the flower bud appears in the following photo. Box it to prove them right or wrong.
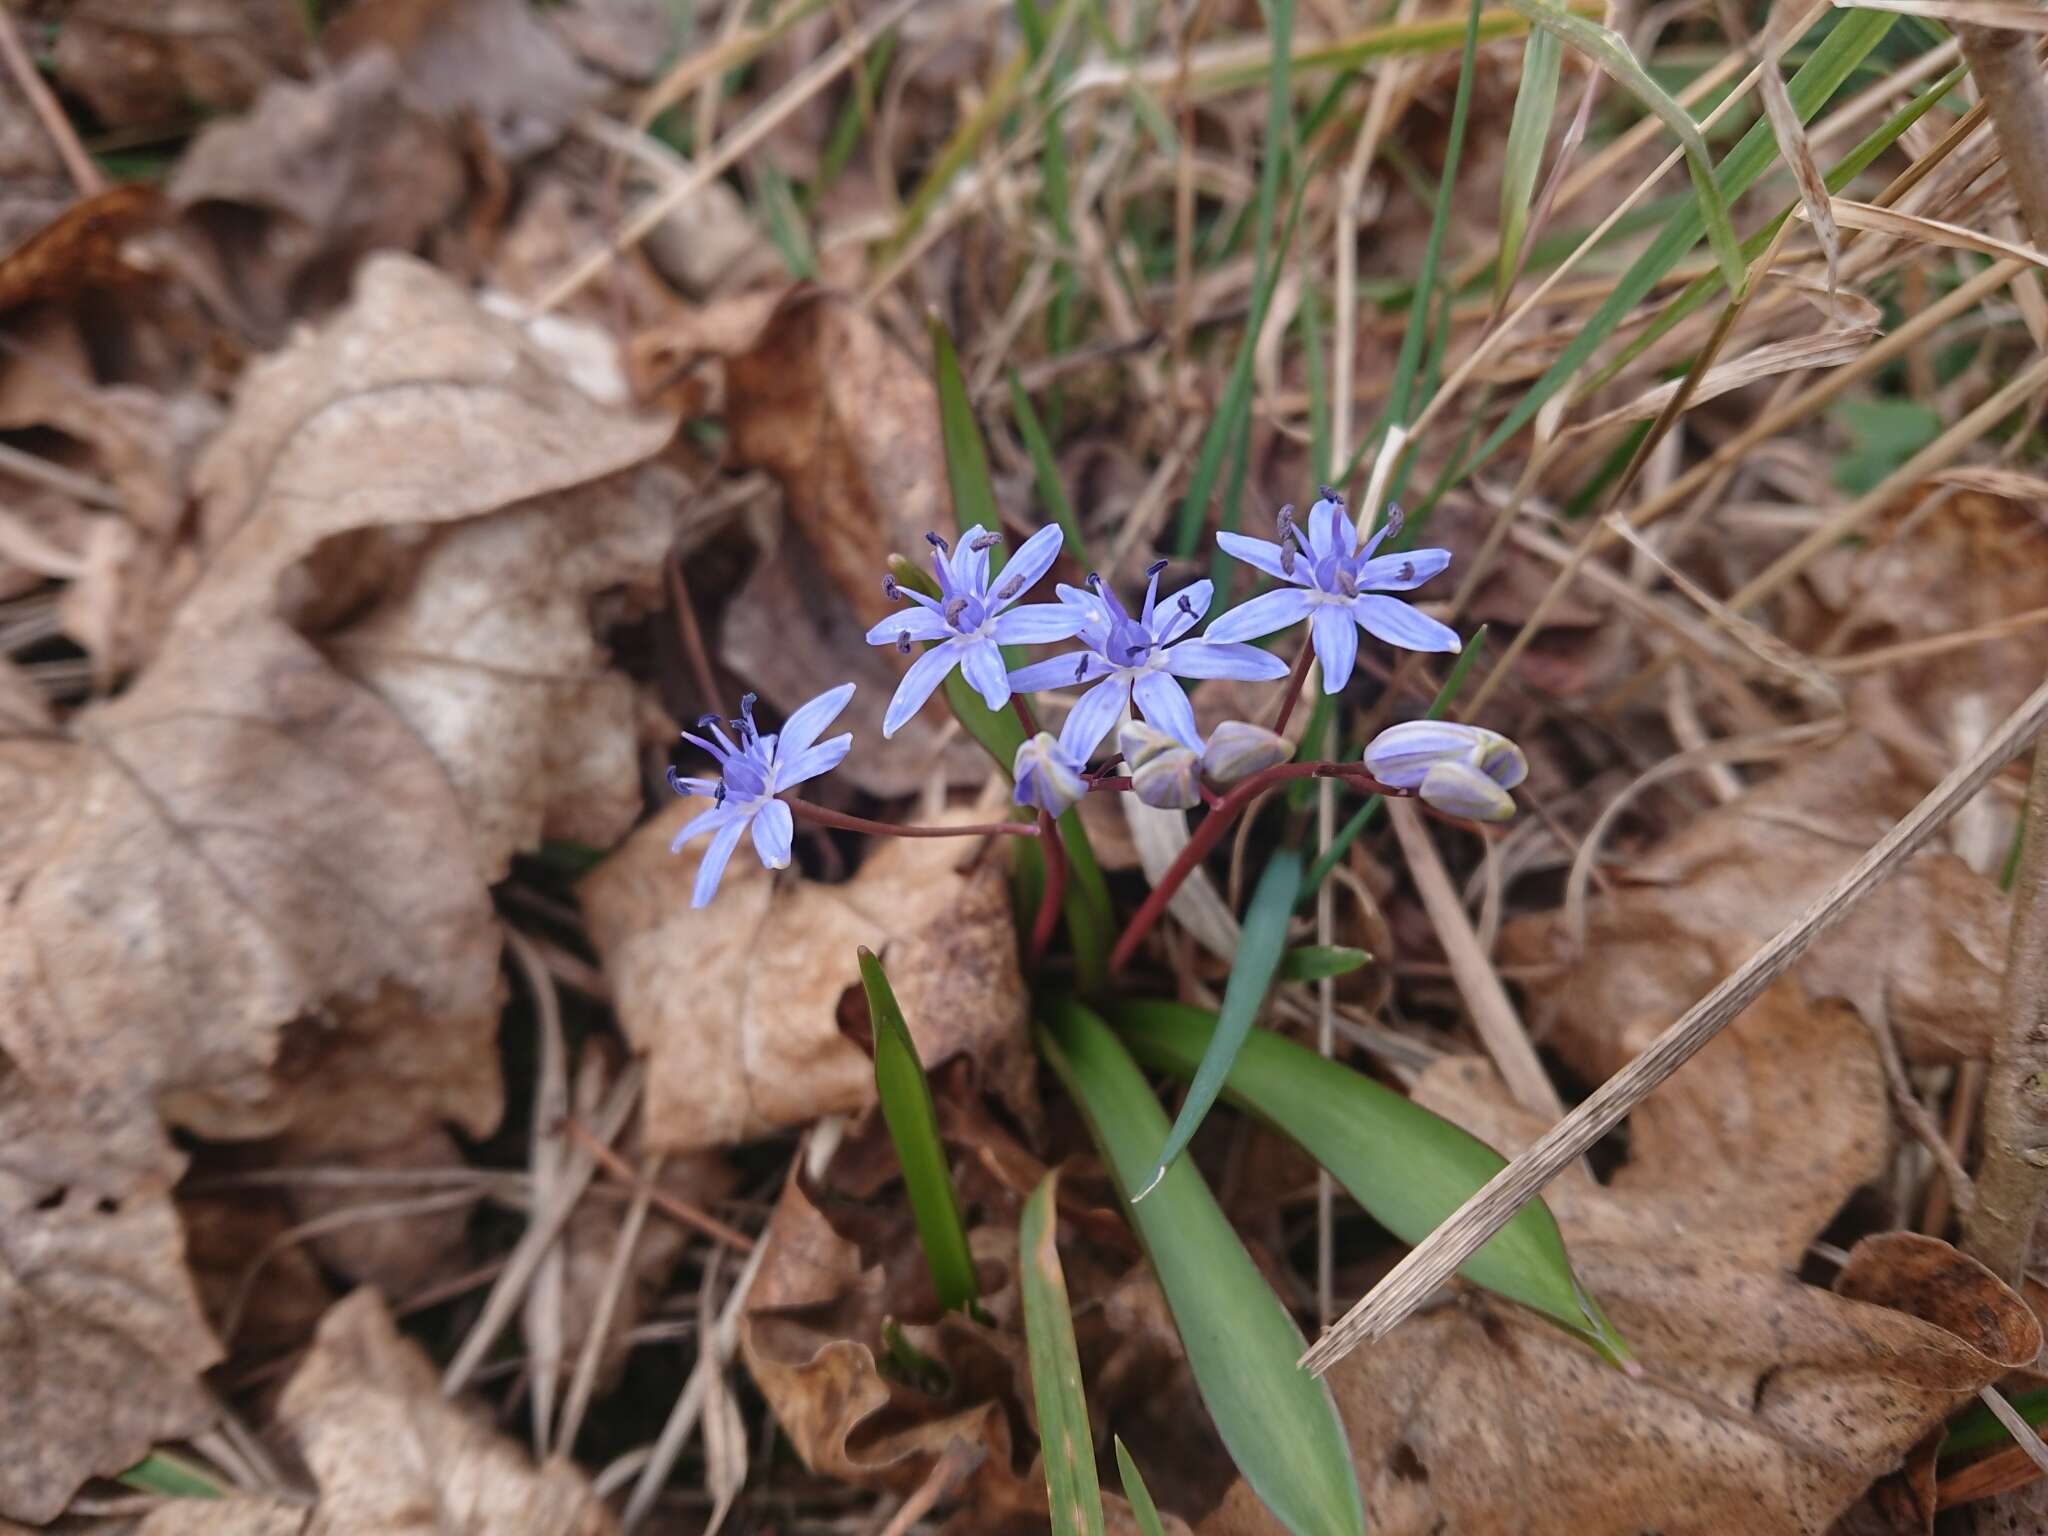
[1119,722,1202,809]
[1117,720,1185,768]
[1200,720,1291,785]
[1362,720,1526,823]
[1012,732,1086,819]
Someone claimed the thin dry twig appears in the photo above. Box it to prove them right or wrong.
[0,7,102,196]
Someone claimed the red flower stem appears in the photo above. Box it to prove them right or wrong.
[1107,762,1400,978]
[785,799,1039,839]
[1011,694,1040,739]
[1269,632,1317,737]
[1029,809,1066,965]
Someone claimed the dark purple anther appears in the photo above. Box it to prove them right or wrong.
[926,531,950,554]
[896,631,912,654]
[970,531,1001,551]
[883,574,900,601]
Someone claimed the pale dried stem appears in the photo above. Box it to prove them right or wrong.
[1963,741,2048,1285]
[556,1151,664,1457]
[1980,1385,2048,1478]
[1303,674,2048,1375]
[1957,26,2048,250]
[0,8,101,195]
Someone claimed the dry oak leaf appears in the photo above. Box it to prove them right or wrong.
[177,252,675,634]
[326,461,683,882]
[276,1289,616,1536]
[1503,734,2009,1070]
[1208,985,2037,1536]
[581,795,1032,1153]
[0,617,503,1152]
[0,1064,220,1525]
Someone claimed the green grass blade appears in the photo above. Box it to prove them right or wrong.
[119,1451,225,1500]
[1038,999,1366,1536]
[1140,851,1302,1198]
[933,318,1001,533]
[1297,625,1488,903]
[1009,370,1092,569]
[1300,280,1333,484]
[861,948,979,1312]
[1940,1387,2048,1461]
[1497,26,1562,306]
[1114,1438,1168,1536]
[754,161,819,281]
[1277,944,1371,982]
[1113,1001,1629,1366]
[1022,1171,1105,1536]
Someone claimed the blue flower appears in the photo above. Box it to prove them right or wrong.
[1362,719,1526,822]
[1207,494,1459,690]
[1005,563,1289,761]
[1013,730,1088,819]
[866,523,1080,736]
[669,684,855,906]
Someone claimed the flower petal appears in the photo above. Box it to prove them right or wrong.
[1307,496,1353,561]
[751,796,795,868]
[992,601,1087,644]
[1202,585,1317,643]
[1008,651,1111,692]
[776,682,857,761]
[1419,759,1517,822]
[865,608,953,646]
[781,733,852,788]
[960,637,1010,711]
[953,524,991,593]
[1215,530,1300,584]
[1353,547,1452,593]
[1311,604,1359,693]
[1154,579,1214,638]
[1058,675,1130,762]
[1354,593,1462,654]
[1361,720,1492,788]
[669,803,733,854]
[992,524,1063,608]
[1160,639,1291,681]
[691,816,749,906]
[882,640,962,737]
[1132,670,1203,750]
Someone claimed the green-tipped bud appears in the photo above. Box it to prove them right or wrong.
[1200,720,1291,786]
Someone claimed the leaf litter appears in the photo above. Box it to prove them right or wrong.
[2,1,2048,1532]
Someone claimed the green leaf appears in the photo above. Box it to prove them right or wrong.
[1140,851,1302,1198]
[1022,1172,1105,1536]
[754,161,819,281]
[1114,1438,1168,1536]
[932,318,1001,533]
[1038,999,1366,1536]
[861,948,979,1313]
[119,1451,225,1500]
[1497,26,1562,306]
[1830,398,1943,496]
[1009,370,1092,569]
[1276,944,1371,982]
[1940,1387,2048,1461]
[1113,1001,1629,1366]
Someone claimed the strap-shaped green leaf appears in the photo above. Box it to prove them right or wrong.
[1022,1172,1104,1536]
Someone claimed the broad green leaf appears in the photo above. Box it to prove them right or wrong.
[119,1451,225,1500]
[1009,370,1091,569]
[1297,625,1488,903]
[1140,851,1302,1198]
[1277,944,1371,982]
[1115,1438,1168,1536]
[861,948,978,1312]
[1038,999,1366,1536]
[1497,26,1562,305]
[1831,398,1943,495]
[1021,1172,1104,1536]
[1113,1000,1629,1366]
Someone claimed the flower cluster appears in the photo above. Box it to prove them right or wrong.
[669,492,1527,904]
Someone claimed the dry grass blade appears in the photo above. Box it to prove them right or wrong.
[1844,0,2048,28]
[1303,673,2048,1375]
[1819,197,2048,268]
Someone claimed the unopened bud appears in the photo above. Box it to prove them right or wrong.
[1120,721,1202,810]
[1201,720,1290,785]
[1362,720,1526,823]
[1013,732,1087,819]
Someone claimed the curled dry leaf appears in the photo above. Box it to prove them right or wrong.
[1208,984,2037,1536]
[0,617,503,1153]
[0,1063,219,1525]
[274,1289,616,1535]
[0,181,166,315]
[1503,734,2010,1067]
[581,796,1033,1152]
[53,0,310,129]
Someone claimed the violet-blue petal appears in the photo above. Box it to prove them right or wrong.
[1353,547,1452,593]
[1311,604,1359,693]
[1013,732,1087,818]
[1059,674,1130,761]
[1154,579,1214,637]
[1354,593,1462,654]
[691,817,749,907]
[670,774,719,798]
[1008,651,1112,692]
[670,803,734,854]
[1419,759,1517,822]
[1202,585,1317,643]
[953,523,992,592]
[1307,496,1351,561]
[776,682,857,760]
[1360,720,1491,788]
[781,733,852,788]
[1132,670,1203,751]
[992,524,1064,607]
[865,608,953,646]
[959,636,1010,711]
[1159,638,1291,681]
[991,601,1087,644]
[882,639,962,737]
[1215,530,1300,584]
[751,797,795,869]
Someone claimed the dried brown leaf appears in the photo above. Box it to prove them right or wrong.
[580,796,1032,1153]
[0,617,503,1154]
[0,1064,220,1524]
[276,1289,616,1535]
[180,1187,336,1358]
[138,1498,310,1536]
[54,0,310,129]
[0,182,165,314]
[276,1127,475,1299]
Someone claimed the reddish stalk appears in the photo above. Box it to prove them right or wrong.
[1269,633,1318,737]
[785,799,1039,839]
[1029,809,1067,964]
[1107,761,1397,977]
